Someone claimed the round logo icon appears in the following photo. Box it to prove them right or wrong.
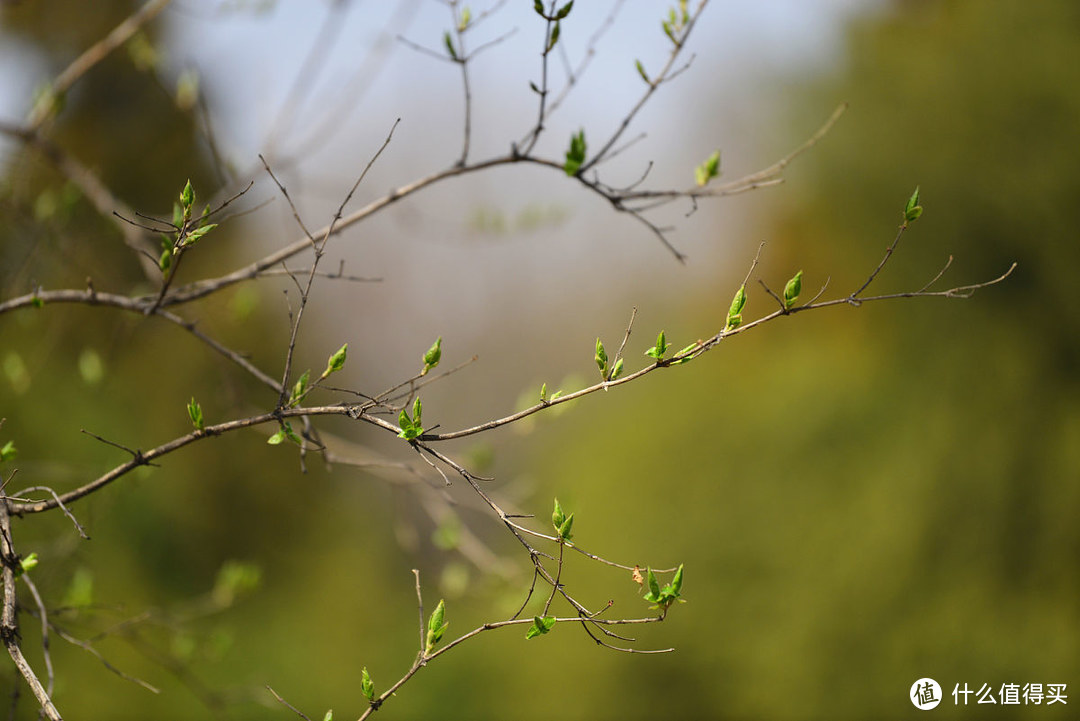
[911,678,942,710]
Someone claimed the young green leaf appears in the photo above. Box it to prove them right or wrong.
[412,397,423,429]
[181,223,217,247]
[361,667,375,702]
[421,336,442,375]
[729,284,747,316]
[552,497,566,530]
[283,422,303,446]
[783,270,803,310]
[644,567,661,602]
[322,712,333,721]
[398,410,413,435]
[610,357,624,381]
[525,615,556,639]
[635,59,650,84]
[554,1,573,19]
[289,369,311,407]
[726,284,746,330]
[180,179,194,211]
[397,409,421,440]
[670,563,684,596]
[546,20,561,52]
[694,150,721,187]
[172,202,184,229]
[594,337,608,377]
[904,185,923,223]
[323,343,348,377]
[443,31,458,60]
[15,553,38,578]
[557,512,574,541]
[540,382,548,402]
[564,129,586,175]
[670,343,698,365]
[533,0,544,16]
[0,440,17,463]
[645,330,668,360]
[267,422,301,447]
[425,599,448,654]
[187,397,204,431]
[458,6,471,31]
[642,565,685,610]
[158,246,173,274]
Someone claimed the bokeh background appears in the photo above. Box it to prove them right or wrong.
[1,1,1077,719]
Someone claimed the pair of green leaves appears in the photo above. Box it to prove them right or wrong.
[645,330,696,365]
[552,498,574,541]
[286,342,349,409]
[661,0,690,44]
[442,5,472,56]
[594,338,624,381]
[398,397,424,440]
[425,599,448,655]
[534,0,573,19]
[525,615,556,639]
[643,564,684,611]
[534,1,573,52]
[538,382,564,404]
[267,421,302,446]
[268,343,349,445]
[645,330,669,360]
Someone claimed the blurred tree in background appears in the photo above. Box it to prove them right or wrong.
[1,1,1073,720]
[539,1,1079,718]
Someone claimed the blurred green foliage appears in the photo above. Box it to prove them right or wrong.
[1,1,1078,720]
[530,1,1080,719]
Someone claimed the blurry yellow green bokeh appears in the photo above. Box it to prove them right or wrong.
[1,1,1078,720]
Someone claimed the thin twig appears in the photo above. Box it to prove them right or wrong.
[27,0,174,129]
[266,686,311,721]
[0,498,63,720]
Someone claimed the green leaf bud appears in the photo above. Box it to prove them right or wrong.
[324,343,348,376]
[425,599,448,653]
[421,337,442,375]
[552,498,566,530]
[361,667,375,702]
[564,129,586,175]
[783,270,803,310]
[557,512,574,541]
[694,150,721,187]
[904,186,923,223]
[187,397,204,431]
